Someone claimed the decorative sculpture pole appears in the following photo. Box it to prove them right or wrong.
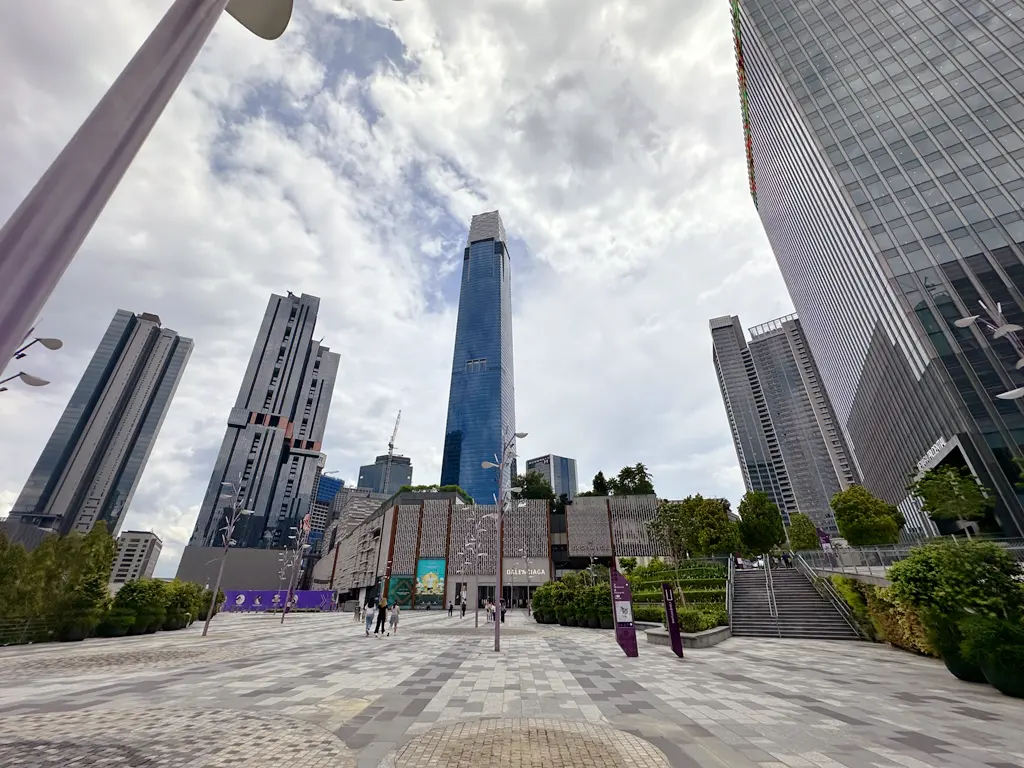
[0,0,293,365]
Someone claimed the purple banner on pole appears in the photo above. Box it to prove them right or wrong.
[223,590,333,612]
[662,582,684,658]
[610,569,638,658]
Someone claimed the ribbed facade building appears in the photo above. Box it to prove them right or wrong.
[732,0,1024,535]
[439,211,518,504]
[12,310,192,536]
[189,293,340,549]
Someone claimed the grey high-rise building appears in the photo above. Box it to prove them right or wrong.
[713,314,859,534]
[525,454,579,500]
[12,311,192,537]
[188,293,340,549]
[732,0,1024,536]
[357,455,413,495]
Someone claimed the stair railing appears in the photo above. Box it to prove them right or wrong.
[727,553,735,631]
[763,553,781,637]
[794,553,868,640]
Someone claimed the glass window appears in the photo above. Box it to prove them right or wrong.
[994,163,1023,184]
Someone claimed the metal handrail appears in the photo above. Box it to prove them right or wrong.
[794,537,1024,578]
[763,553,781,637]
[794,553,868,640]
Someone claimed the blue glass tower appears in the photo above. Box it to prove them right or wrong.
[440,211,517,504]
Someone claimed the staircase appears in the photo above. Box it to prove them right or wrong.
[731,567,861,641]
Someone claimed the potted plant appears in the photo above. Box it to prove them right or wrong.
[960,613,1024,698]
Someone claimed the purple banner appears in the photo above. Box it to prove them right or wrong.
[662,582,684,658]
[223,590,334,612]
[611,569,638,658]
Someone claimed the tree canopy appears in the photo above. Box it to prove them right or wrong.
[396,484,474,504]
[737,491,787,554]
[514,471,555,500]
[578,465,655,497]
[787,512,821,551]
[831,486,903,545]
[650,495,740,558]
[907,465,992,522]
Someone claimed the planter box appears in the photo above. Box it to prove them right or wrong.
[645,625,731,649]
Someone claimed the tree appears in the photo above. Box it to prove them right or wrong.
[787,512,821,551]
[650,496,740,558]
[618,557,638,575]
[581,471,610,496]
[515,471,555,500]
[608,463,655,496]
[737,491,786,554]
[831,486,902,545]
[908,466,992,522]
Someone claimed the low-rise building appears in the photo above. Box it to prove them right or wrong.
[110,531,162,584]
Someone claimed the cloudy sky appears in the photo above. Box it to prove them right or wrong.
[0,0,792,576]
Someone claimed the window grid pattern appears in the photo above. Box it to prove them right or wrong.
[502,498,550,558]
[566,497,613,557]
[609,496,668,559]
[418,499,451,559]
[391,505,421,576]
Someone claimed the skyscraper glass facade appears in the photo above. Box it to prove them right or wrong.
[440,211,518,505]
[525,454,579,500]
[357,455,413,495]
[734,0,1024,535]
[12,310,192,536]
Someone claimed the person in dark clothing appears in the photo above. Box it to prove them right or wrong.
[461,601,466,618]
[374,596,388,635]
[448,601,454,617]
[500,599,506,624]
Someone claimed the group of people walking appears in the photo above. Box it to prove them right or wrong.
[362,596,400,636]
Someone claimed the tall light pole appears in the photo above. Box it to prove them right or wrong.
[202,481,252,637]
[0,0,293,366]
[482,429,527,652]
[281,512,311,624]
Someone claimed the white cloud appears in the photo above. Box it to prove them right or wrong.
[0,0,791,576]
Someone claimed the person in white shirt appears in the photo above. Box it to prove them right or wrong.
[389,603,401,635]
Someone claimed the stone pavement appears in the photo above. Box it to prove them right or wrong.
[0,610,1022,767]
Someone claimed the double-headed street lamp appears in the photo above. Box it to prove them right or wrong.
[956,299,1024,400]
[2,331,63,393]
[0,0,295,366]
[0,372,50,393]
[202,481,253,637]
[482,429,528,652]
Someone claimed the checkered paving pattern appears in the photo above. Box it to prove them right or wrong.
[0,610,1021,767]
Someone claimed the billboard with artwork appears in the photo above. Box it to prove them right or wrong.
[415,558,446,606]
[389,576,414,607]
[222,590,333,612]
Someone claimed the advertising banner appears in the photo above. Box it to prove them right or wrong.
[222,590,333,612]
[415,559,446,606]
[611,569,638,658]
[389,576,414,607]
[662,582,684,658]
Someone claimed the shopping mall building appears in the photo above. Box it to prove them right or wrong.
[311,493,667,609]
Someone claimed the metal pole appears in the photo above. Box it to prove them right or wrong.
[281,524,308,625]
[0,0,232,365]
[202,508,239,637]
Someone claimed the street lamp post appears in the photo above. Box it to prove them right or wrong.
[202,482,252,637]
[482,429,528,652]
[0,372,50,393]
[0,0,293,366]
[956,300,1024,400]
[281,513,312,624]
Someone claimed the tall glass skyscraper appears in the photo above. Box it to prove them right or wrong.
[440,211,518,504]
[732,0,1024,535]
[189,293,340,548]
[12,310,192,536]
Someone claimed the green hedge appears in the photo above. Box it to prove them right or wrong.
[632,588,726,605]
[830,575,936,656]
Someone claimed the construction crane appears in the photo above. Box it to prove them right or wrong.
[382,410,401,494]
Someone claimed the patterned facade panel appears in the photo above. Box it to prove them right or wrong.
[566,497,612,557]
[391,505,420,576]
[502,498,550,558]
[609,495,667,559]
[446,504,499,581]
[418,499,451,558]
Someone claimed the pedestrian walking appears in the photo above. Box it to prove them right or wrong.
[389,603,401,636]
[374,595,388,635]
[500,598,506,624]
[448,601,454,617]
[364,602,375,636]
[461,600,466,619]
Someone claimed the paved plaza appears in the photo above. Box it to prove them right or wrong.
[0,611,1022,767]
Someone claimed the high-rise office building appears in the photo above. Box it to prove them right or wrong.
[525,454,579,500]
[12,310,192,536]
[357,455,413,495]
[713,314,858,534]
[110,530,162,584]
[440,211,518,504]
[732,0,1024,535]
[711,315,796,523]
[307,471,343,540]
[188,293,340,549]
